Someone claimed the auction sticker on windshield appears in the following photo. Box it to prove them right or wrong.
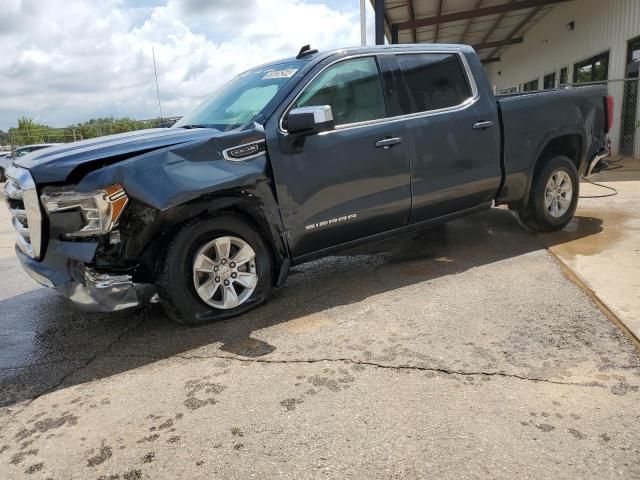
[262,68,298,80]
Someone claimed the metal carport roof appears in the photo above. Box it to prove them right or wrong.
[371,0,574,63]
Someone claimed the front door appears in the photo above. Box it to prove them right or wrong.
[267,56,412,258]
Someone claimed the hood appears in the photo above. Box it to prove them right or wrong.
[16,127,216,184]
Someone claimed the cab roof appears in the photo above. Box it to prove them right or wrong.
[254,43,476,71]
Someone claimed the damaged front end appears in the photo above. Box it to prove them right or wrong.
[5,124,288,313]
[6,165,157,311]
[17,247,156,312]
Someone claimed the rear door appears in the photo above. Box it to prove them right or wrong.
[266,55,412,259]
[394,51,502,222]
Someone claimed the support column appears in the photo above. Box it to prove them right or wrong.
[391,24,399,44]
[375,0,385,45]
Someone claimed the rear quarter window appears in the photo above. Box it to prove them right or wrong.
[396,53,472,114]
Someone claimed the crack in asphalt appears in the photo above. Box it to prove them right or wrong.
[48,316,145,388]
[99,352,612,389]
[0,358,95,371]
[0,317,144,429]
[3,318,633,424]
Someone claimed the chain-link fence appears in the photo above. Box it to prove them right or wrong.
[0,116,181,154]
[617,78,639,157]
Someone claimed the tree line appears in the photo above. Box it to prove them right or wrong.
[0,116,180,147]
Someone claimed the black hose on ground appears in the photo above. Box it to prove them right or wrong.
[579,158,620,198]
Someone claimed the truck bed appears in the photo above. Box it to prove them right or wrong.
[495,85,608,204]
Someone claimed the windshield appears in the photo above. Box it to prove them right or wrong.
[174,61,303,131]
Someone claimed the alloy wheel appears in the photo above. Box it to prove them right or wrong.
[544,170,573,218]
[192,236,258,309]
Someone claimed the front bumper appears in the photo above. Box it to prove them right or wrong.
[16,245,156,312]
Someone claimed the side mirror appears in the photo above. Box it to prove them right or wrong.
[286,105,335,135]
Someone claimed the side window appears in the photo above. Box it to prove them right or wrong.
[294,57,386,126]
[559,67,569,86]
[522,79,539,92]
[573,51,609,85]
[396,53,471,113]
[543,72,556,89]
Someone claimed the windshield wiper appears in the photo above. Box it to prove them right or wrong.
[180,124,211,129]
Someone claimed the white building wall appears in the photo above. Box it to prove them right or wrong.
[485,0,640,156]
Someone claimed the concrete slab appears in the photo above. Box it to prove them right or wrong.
[538,158,640,342]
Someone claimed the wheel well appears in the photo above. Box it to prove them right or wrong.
[532,134,582,193]
[139,199,285,285]
[515,134,582,210]
[537,134,582,173]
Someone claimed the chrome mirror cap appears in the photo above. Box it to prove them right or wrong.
[286,105,335,134]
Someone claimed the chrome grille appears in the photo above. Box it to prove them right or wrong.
[4,166,43,259]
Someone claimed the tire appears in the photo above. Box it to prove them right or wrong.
[516,155,579,232]
[157,215,273,325]
[0,167,6,182]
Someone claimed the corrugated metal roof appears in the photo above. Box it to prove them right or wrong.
[375,0,571,62]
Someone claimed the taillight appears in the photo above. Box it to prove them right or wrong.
[605,95,614,133]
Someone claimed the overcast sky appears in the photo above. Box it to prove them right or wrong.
[0,0,376,131]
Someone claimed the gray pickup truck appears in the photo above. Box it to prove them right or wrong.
[5,44,611,324]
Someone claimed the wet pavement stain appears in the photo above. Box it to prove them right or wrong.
[220,337,275,357]
[123,469,142,480]
[87,443,112,467]
[183,378,227,410]
[568,428,587,440]
[136,434,159,444]
[24,462,44,474]
[535,423,556,432]
[610,383,640,395]
[307,375,341,392]
[537,214,609,258]
[280,398,304,411]
[14,413,78,441]
[10,448,38,465]
[157,419,173,430]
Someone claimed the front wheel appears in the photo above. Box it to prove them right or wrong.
[157,215,273,324]
[516,155,579,232]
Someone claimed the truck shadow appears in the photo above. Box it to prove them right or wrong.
[0,208,604,407]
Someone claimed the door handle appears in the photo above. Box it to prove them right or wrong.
[375,137,402,149]
[473,121,494,130]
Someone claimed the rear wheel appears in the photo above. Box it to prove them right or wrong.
[157,215,273,324]
[516,155,579,232]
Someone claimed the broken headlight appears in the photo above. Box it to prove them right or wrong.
[40,184,129,238]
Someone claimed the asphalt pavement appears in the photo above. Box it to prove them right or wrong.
[1,202,639,479]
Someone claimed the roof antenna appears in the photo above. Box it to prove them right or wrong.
[296,44,318,59]
[152,46,164,123]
